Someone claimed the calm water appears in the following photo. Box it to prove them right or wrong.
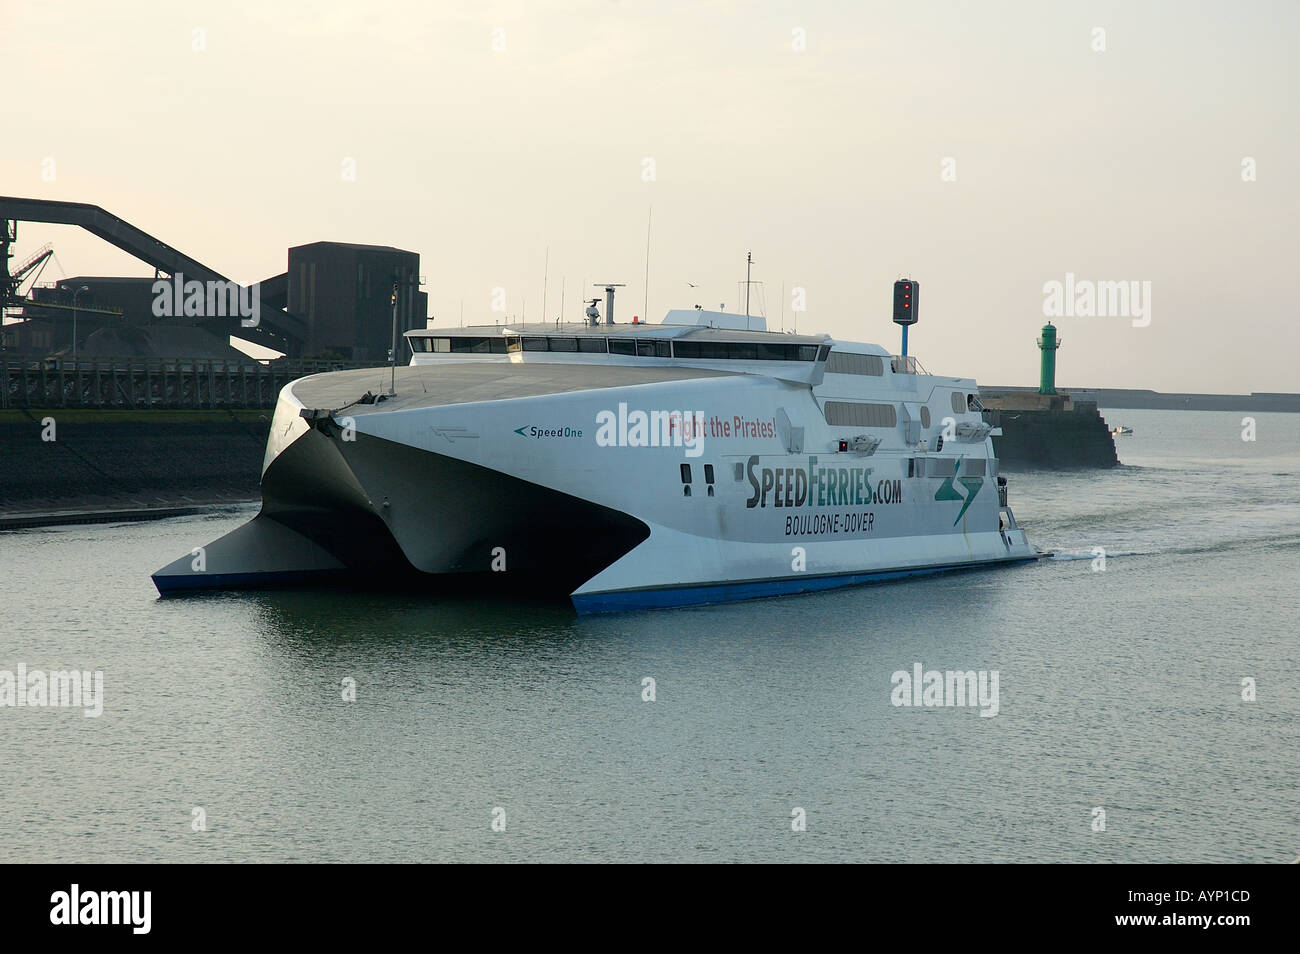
[2,408,1297,863]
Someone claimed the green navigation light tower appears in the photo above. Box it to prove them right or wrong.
[1037,321,1060,395]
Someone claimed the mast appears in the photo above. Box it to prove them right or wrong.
[744,250,753,317]
[643,207,652,322]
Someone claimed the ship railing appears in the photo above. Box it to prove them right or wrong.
[890,355,930,375]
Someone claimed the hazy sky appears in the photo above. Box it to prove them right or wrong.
[5,0,1297,392]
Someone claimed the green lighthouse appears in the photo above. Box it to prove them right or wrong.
[1037,322,1060,395]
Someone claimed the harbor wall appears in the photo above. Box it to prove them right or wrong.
[0,410,269,515]
[984,385,1300,413]
[982,400,1119,470]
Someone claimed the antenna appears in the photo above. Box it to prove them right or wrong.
[541,246,549,328]
[744,251,754,318]
[643,207,652,323]
[593,282,625,325]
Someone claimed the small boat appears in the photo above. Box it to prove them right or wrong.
[1111,425,1133,436]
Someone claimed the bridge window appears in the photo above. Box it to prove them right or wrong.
[548,337,578,352]
[578,337,607,353]
[920,406,931,428]
[672,341,818,361]
[522,337,549,352]
[951,392,966,414]
[608,339,636,355]
[672,341,723,359]
[824,401,898,428]
[419,336,510,354]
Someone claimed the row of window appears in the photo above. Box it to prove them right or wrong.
[414,335,830,362]
[826,400,996,430]
[825,352,884,376]
[906,458,989,477]
[672,341,822,361]
[823,401,899,428]
[420,336,510,354]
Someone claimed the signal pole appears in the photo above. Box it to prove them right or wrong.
[744,251,753,318]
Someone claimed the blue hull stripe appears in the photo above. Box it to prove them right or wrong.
[570,558,1037,614]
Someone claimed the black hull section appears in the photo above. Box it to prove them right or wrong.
[153,428,650,597]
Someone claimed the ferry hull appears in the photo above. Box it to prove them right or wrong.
[154,358,1039,611]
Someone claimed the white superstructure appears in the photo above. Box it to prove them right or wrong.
[154,307,1037,612]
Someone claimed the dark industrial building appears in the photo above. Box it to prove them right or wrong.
[285,242,426,362]
[1,196,427,361]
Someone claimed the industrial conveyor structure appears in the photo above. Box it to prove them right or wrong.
[0,195,306,355]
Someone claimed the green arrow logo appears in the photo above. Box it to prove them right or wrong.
[934,465,983,525]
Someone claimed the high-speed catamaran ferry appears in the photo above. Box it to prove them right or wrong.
[153,288,1037,611]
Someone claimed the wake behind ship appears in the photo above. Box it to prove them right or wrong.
[153,292,1038,611]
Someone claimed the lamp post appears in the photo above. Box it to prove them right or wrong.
[62,285,89,360]
[390,280,399,395]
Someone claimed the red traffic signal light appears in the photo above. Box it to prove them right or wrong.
[893,279,919,325]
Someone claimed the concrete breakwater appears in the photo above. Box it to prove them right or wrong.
[0,409,269,520]
[980,391,1119,470]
